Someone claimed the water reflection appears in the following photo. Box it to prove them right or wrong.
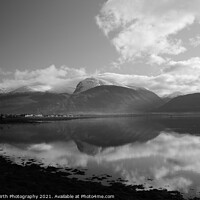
[1,117,200,198]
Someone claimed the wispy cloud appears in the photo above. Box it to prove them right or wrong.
[0,68,11,76]
[96,0,200,64]
[189,35,200,47]
[97,57,200,96]
[14,65,86,81]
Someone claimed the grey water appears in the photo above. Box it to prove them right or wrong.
[1,117,200,198]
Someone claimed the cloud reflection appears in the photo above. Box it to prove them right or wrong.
[1,131,200,197]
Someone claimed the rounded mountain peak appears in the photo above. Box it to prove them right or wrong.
[74,77,111,94]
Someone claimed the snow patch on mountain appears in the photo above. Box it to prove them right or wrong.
[73,77,113,93]
[10,84,52,94]
[0,88,10,94]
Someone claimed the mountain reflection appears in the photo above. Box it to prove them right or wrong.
[1,117,200,198]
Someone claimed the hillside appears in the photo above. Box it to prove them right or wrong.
[157,93,200,112]
[66,85,163,113]
[0,92,70,114]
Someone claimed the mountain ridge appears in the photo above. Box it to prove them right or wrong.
[2,77,199,114]
[0,83,163,114]
[0,77,150,95]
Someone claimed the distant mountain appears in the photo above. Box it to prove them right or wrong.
[10,85,51,94]
[162,91,183,103]
[157,93,200,112]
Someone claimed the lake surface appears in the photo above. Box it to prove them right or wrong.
[1,117,200,198]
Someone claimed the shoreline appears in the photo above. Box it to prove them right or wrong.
[1,112,200,124]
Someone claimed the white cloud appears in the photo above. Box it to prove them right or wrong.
[189,35,200,47]
[95,57,200,96]
[96,0,200,63]
[1,57,200,96]
[0,65,87,93]
[148,54,167,65]
[14,65,86,81]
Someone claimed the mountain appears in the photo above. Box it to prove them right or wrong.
[157,93,200,112]
[73,77,152,94]
[73,77,113,93]
[0,77,150,95]
[0,81,163,114]
[67,85,163,113]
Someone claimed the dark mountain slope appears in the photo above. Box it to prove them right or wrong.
[0,92,70,114]
[157,93,200,112]
[0,85,163,114]
[66,85,163,113]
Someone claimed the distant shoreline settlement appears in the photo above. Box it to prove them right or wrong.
[0,113,149,123]
[0,113,74,118]
[0,113,78,122]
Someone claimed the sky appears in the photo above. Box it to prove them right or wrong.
[1,0,200,96]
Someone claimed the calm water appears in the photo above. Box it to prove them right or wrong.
[1,117,200,198]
